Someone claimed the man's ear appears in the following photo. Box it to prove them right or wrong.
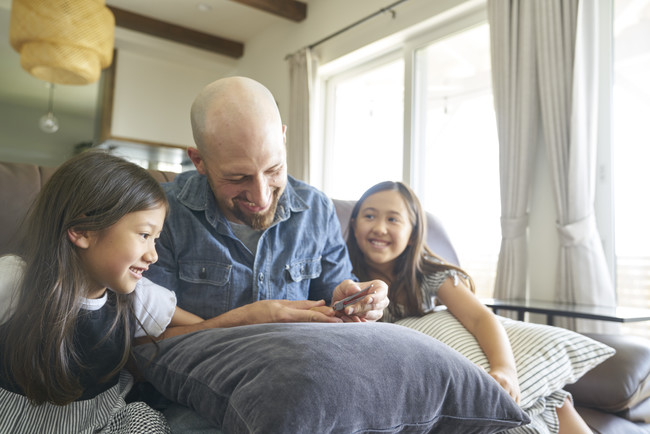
[67,228,91,249]
[282,125,287,144]
[187,147,206,175]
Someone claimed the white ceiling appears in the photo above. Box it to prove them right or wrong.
[0,0,295,118]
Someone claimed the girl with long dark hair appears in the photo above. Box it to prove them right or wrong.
[0,151,203,433]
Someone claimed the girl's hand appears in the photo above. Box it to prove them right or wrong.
[488,366,521,404]
[309,305,338,317]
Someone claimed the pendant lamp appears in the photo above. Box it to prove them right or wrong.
[9,0,115,85]
[39,83,59,133]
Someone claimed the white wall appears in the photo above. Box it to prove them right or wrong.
[106,27,239,149]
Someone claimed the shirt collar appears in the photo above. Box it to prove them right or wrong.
[81,291,108,311]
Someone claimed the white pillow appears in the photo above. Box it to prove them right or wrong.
[396,310,616,409]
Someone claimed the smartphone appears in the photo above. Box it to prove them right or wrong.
[333,284,373,311]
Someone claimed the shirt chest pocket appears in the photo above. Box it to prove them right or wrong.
[179,262,231,286]
[285,257,322,283]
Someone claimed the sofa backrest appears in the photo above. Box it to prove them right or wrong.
[0,160,176,256]
[0,160,459,265]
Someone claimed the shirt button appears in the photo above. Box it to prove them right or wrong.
[199,267,207,279]
[258,273,264,282]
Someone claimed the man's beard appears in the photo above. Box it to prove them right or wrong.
[232,187,282,230]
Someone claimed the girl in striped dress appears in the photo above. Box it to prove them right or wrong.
[0,151,204,433]
[346,181,591,434]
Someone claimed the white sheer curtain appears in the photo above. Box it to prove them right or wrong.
[536,0,615,332]
[488,0,616,331]
[287,48,318,182]
[488,1,539,306]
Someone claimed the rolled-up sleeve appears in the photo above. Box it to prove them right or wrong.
[133,277,177,338]
[308,197,355,303]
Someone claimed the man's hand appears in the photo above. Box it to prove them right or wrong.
[161,293,388,339]
[331,279,389,322]
[244,299,343,324]
[157,299,343,339]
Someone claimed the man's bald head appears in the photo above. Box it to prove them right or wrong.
[190,76,282,153]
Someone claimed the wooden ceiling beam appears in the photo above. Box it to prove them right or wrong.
[108,6,244,58]
[231,0,307,22]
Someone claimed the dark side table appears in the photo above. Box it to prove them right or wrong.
[481,298,650,326]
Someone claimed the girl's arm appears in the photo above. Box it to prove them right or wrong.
[148,300,344,342]
[147,306,204,341]
[169,306,204,327]
[437,279,521,404]
[134,306,203,345]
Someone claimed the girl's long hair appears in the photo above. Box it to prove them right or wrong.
[347,181,474,320]
[0,150,168,405]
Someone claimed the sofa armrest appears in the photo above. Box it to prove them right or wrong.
[575,406,650,434]
[565,333,650,420]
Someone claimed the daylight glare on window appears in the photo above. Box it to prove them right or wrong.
[324,59,404,200]
[613,0,650,333]
[414,24,499,297]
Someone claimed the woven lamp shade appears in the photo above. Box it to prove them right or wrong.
[9,0,115,85]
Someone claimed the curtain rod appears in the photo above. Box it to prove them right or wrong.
[308,0,410,50]
[286,0,410,59]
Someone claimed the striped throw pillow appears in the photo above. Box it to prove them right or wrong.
[396,310,616,409]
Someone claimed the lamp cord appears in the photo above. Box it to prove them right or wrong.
[47,83,55,113]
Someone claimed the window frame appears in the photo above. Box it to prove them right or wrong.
[317,49,405,195]
[316,7,490,195]
[315,0,626,305]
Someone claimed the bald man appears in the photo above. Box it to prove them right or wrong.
[136,78,495,433]
[145,76,388,333]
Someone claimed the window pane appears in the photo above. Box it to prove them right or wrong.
[613,0,650,337]
[414,24,499,298]
[324,59,404,200]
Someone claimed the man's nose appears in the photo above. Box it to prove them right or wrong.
[247,174,271,207]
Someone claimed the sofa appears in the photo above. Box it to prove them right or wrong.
[1,158,649,433]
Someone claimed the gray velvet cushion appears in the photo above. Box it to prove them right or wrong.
[565,333,650,416]
[133,322,529,433]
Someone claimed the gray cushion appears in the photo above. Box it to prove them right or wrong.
[565,333,650,414]
[133,322,529,433]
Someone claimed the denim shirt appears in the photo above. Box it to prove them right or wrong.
[145,171,354,319]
